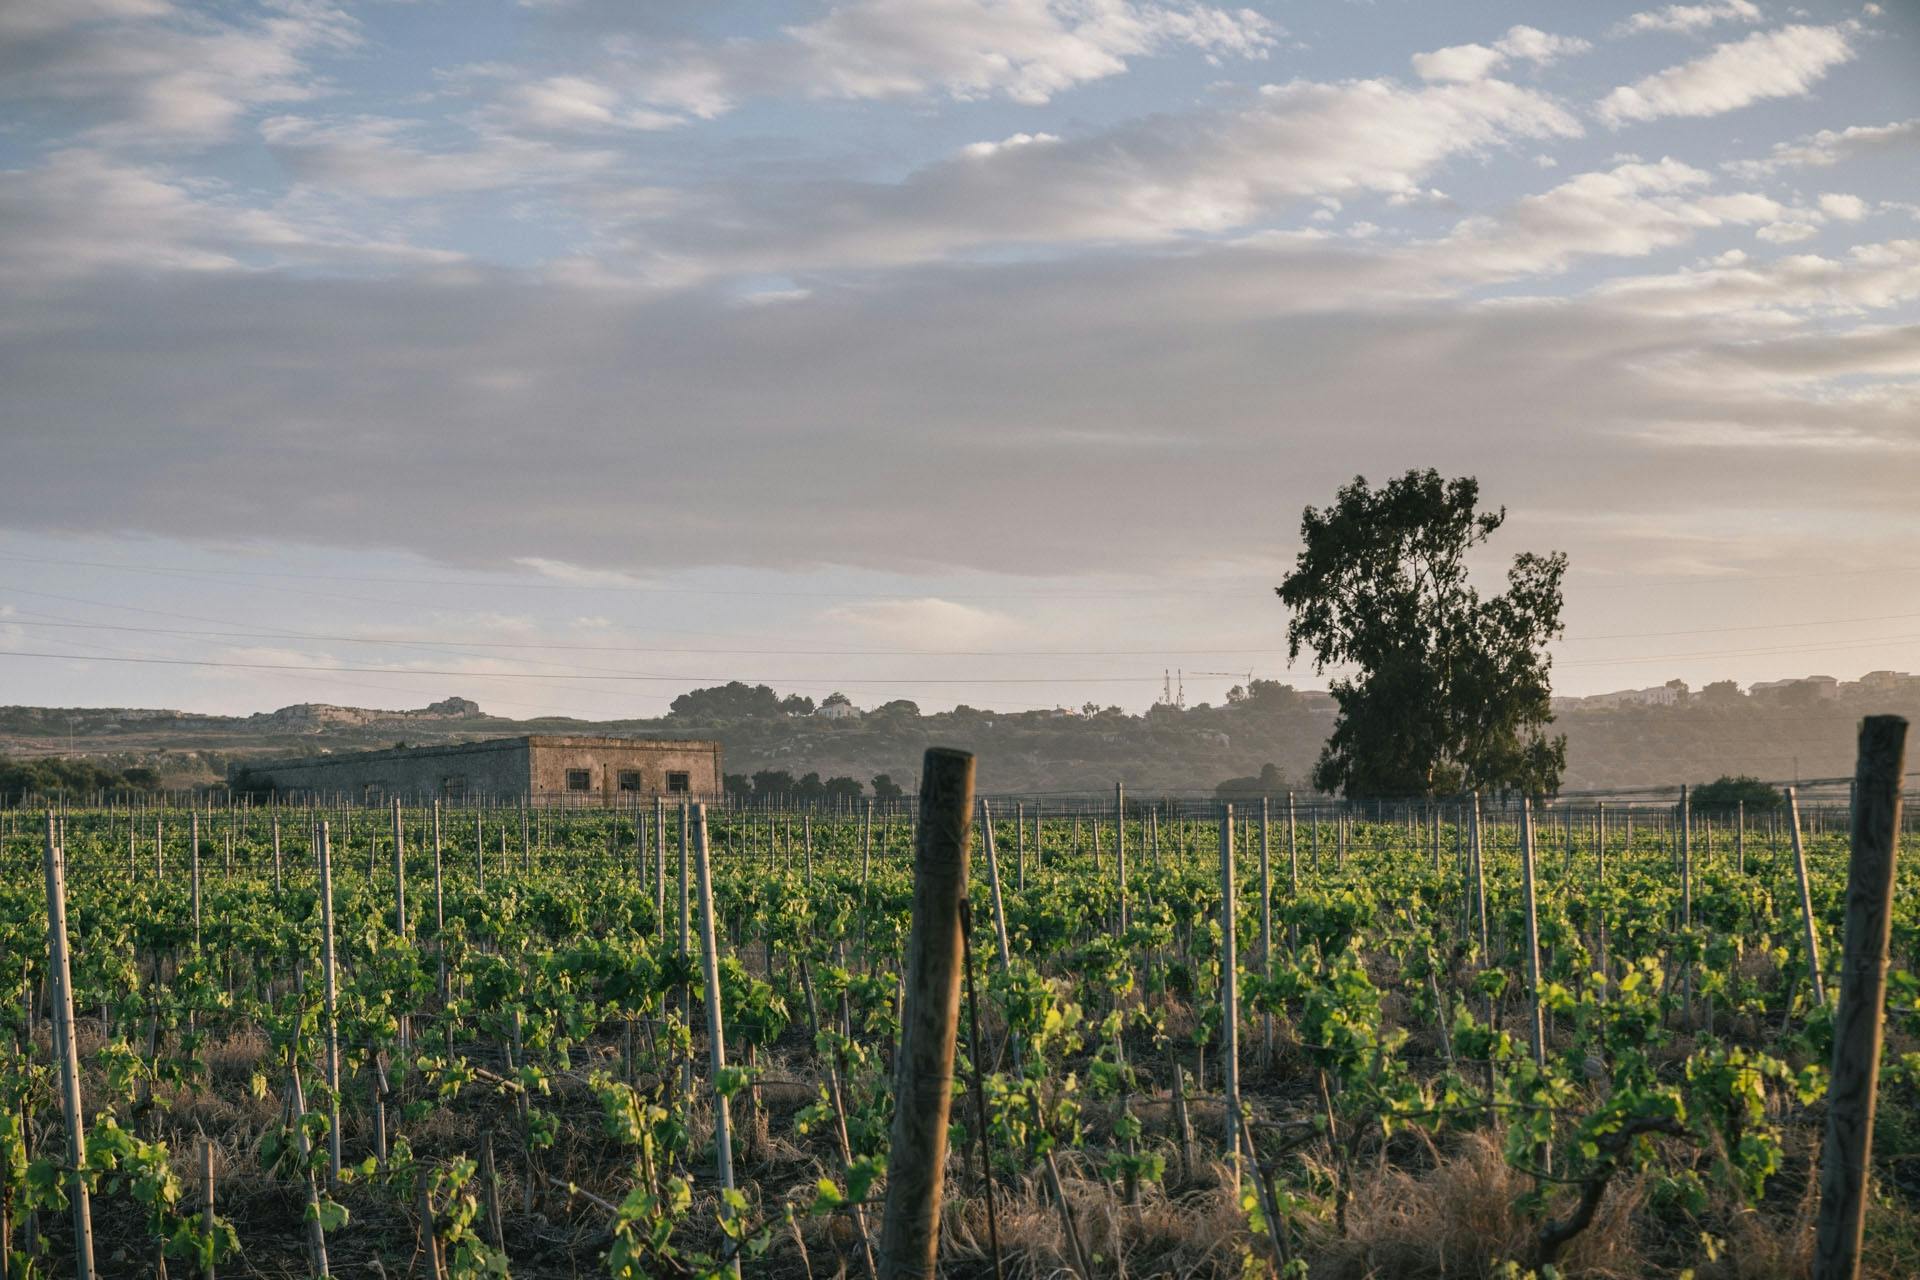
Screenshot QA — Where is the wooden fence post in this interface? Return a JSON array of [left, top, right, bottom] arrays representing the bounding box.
[[42, 815, 96, 1280], [690, 803, 740, 1278], [1786, 787, 1827, 1009], [318, 820, 343, 1185], [1813, 715, 1907, 1280], [1219, 804, 1242, 1194], [878, 748, 976, 1280], [1259, 797, 1273, 1064]]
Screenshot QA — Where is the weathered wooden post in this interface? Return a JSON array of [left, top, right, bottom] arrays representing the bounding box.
[[1016, 801, 1027, 890], [318, 821, 343, 1185], [432, 800, 448, 1008], [655, 797, 668, 937], [690, 803, 740, 1278], [979, 800, 1013, 970], [1518, 798, 1546, 1068], [42, 815, 96, 1280], [1813, 716, 1907, 1280], [1114, 782, 1128, 931], [1219, 804, 1243, 1194], [1259, 797, 1273, 1063], [862, 799, 875, 891], [191, 809, 203, 952], [877, 748, 976, 1280], [1786, 787, 1827, 1009], [200, 1137, 216, 1280]]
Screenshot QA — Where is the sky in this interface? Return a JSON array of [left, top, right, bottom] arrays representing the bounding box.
[[2, 0, 1918, 720]]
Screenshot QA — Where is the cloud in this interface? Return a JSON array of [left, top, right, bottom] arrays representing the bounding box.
[[5, 232, 1917, 581], [1728, 117, 1920, 175], [820, 599, 1020, 648], [496, 74, 686, 133], [1818, 192, 1868, 221], [1412, 26, 1591, 83], [1597, 24, 1855, 126], [0, 148, 460, 284], [1592, 238, 1920, 318], [589, 76, 1582, 280], [1432, 158, 1783, 278], [1612, 2, 1762, 37], [0, 0, 358, 143], [260, 114, 617, 198], [511, 558, 658, 589], [0, 0, 170, 40], [624, 0, 1277, 119]]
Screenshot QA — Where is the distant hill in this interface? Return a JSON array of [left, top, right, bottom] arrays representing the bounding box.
[[2, 675, 1913, 796]]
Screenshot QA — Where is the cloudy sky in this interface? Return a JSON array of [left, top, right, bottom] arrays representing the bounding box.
[[2, 0, 1917, 719]]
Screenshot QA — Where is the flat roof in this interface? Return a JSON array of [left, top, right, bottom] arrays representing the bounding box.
[[263, 734, 720, 770]]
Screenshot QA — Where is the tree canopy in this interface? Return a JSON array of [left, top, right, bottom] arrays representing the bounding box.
[[668, 682, 814, 720], [3, 754, 160, 798], [1276, 469, 1567, 798], [1215, 762, 1290, 798], [1691, 775, 1783, 815]]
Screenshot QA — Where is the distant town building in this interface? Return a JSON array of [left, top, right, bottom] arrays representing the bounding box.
[[259, 734, 723, 803], [815, 693, 861, 720], [1750, 675, 1841, 701], [1569, 684, 1683, 709]]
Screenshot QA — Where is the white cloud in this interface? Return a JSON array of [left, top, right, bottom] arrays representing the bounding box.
[[1495, 26, 1593, 65], [0, 0, 169, 40], [959, 131, 1061, 158], [1818, 193, 1868, 221], [629, 0, 1278, 118], [820, 599, 1019, 649], [1756, 221, 1819, 243], [0, 1, 359, 142], [498, 74, 686, 133], [1593, 238, 1920, 318], [1433, 158, 1782, 278], [1613, 2, 1763, 36], [1729, 117, 1920, 175], [592, 76, 1582, 280], [6, 245, 1915, 580], [260, 114, 616, 199], [1412, 43, 1506, 84], [1597, 24, 1855, 126], [0, 149, 459, 284], [1412, 26, 1591, 83], [511, 558, 657, 589]]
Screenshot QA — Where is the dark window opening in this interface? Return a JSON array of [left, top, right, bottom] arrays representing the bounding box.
[[566, 769, 592, 792], [618, 770, 642, 792], [666, 771, 691, 794]]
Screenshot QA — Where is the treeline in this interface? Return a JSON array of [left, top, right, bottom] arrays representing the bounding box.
[[722, 768, 907, 803], [0, 753, 160, 800]]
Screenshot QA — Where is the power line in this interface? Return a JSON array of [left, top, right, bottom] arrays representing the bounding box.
[[0, 650, 1199, 686], [0, 553, 1244, 600], [0, 614, 1295, 659], [8, 595, 1920, 658]]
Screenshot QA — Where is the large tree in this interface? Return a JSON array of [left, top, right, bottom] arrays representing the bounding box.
[[1276, 469, 1567, 797]]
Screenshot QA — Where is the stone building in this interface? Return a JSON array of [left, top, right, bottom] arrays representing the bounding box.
[[260, 735, 723, 803]]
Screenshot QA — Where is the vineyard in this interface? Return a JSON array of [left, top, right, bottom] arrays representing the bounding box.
[[2, 756, 1916, 1279]]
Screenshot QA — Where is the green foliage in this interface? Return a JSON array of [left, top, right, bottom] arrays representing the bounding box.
[[1216, 762, 1290, 798], [1276, 469, 1567, 797], [1690, 775, 1783, 815], [0, 753, 160, 799]]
